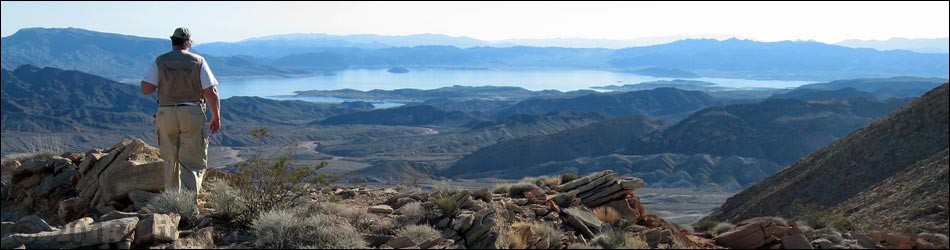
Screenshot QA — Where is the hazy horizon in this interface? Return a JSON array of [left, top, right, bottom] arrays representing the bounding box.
[[2, 1, 948, 46]]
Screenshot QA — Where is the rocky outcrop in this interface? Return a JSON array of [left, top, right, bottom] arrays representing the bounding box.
[[713, 217, 800, 249], [7, 156, 79, 225], [74, 139, 164, 214]]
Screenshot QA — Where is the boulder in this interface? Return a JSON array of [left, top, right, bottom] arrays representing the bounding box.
[[601, 198, 641, 222], [12, 215, 54, 234], [363, 234, 396, 248], [58, 197, 92, 223], [813, 238, 835, 249], [10, 217, 139, 249], [134, 213, 181, 246], [128, 190, 158, 210], [714, 217, 795, 249], [562, 207, 606, 239], [781, 233, 813, 249], [60, 152, 83, 164], [451, 212, 475, 233], [370, 205, 395, 214], [464, 205, 503, 249], [385, 236, 417, 249], [171, 227, 214, 249], [851, 232, 878, 249]]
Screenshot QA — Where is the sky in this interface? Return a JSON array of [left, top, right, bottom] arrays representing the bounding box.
[[1, 1, 948, 44]]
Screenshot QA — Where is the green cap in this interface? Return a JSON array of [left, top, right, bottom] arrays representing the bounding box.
[[170, 27, 191, 40]]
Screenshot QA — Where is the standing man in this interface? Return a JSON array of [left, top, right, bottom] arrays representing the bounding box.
[[141, 27, 221, 196]]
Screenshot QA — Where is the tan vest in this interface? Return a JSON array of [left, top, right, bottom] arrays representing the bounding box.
[[156, 50, 205, 106]]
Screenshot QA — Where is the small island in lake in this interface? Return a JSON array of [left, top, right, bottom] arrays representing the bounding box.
[[387, 67, 409, 73]]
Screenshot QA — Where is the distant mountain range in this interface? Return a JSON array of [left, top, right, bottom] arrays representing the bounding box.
[[0, 28, 306, 82], [446, 94, 911, 189], [707, 82, 948, 234], [836, 37, 949, 54], [5, 28, 945, 83]]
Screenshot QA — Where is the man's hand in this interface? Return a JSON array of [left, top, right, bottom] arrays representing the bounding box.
[[202, 86, 221, 135], [209, 116, 220, 134]]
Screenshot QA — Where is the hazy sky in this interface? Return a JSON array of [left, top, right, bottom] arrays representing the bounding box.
[[2, 1, 947, 44]]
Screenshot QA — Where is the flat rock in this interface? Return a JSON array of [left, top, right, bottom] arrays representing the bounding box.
[[385, 236, 417, 249], [369, 205, 395, 214], [11, 217, 139, 249], [562, 207, 605, 238]]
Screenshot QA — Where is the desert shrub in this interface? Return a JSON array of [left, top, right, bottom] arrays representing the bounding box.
[[678, 224, 695, 234], [431, 181, 459, 197], [508, 182, 539, 199], [712, 222, 735, 235], [434, 197, 459, 218], [593, 206, 620, 226], [472, 187, 492, 202], [505, 222, 562, 249], [551, 192, 577, 207], [229, 127, 339, 226], [1, 151, 56, 166], [770, 216, 788, 226], [205, 180, 246, 221], [305, 202, 380, 232], [791, 201, 854, 230], [146, 190, 198, 226], [567, 243, 596, 249], [693, 219, 720, 232], [533, 176, 562, 189], [252, 208, 366, 249], [560, 172, 579, 184], [624, 235, 650, 249], [396, 224, 441, 244], [398, 202, 426, 222], [589, 231, 625, 249], [493, 183, 510, 194]]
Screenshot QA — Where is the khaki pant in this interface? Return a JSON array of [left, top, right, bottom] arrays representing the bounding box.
[[156, 105, 208, 195]]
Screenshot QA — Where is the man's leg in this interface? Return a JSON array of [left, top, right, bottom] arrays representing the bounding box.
[[177, 105, 208, 195], [156, 107, 182, 192]]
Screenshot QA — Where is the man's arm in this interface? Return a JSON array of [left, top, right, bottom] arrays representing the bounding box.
[[141, 81, 157, 95], [202, 86, 221, 134]]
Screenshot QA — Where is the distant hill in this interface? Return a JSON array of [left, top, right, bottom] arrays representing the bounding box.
[[506, 154, 782, 191], [645, 97, 909, 165], [0, 28, 306, 82], [609, 38, 950, 81], [768, 87, 875, 101], [447, 95, 910, 187], [836, 37, 950, 54], [317, 105, 477, 127], [444, 115, 662, 177], [707, 83, 948, 233], [795, 76, 948, 99], [494, 88, 718, 122]]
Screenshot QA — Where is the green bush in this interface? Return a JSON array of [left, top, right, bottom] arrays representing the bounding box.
[[398, 202, 426, 222], [560, 173, 579, 184], [205, 180, 246, 221], [492, 184, 510, 194], [434, 197, 460, 218], [692, 219, 720, 232], [396, 224, 441, 244], [228, 127, 339, 226], [471, 187, 492, 202], [251, 208, 366, 249], [712, 222, 735, 235], [146, 190, 198, 226], [791, 200, 855, 230]]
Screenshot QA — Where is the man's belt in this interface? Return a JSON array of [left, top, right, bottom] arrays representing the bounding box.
[[159, 103, 198, 107]]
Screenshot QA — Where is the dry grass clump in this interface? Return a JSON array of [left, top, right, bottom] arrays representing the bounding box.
[[593, 206, 620, 226]]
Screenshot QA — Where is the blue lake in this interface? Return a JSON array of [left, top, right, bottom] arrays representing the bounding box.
[[218, 68, 814, 105]]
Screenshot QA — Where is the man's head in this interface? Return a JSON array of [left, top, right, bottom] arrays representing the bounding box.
[[170, 27, 192, 49]]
